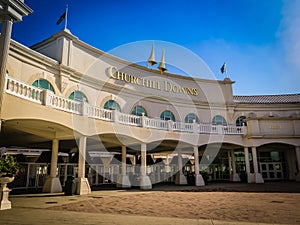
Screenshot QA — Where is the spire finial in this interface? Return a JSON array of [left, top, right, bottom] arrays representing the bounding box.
[[158, 50, 167, 74], [147, 42, 157, 67]]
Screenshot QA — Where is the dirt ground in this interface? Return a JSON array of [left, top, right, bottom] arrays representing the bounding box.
[[49, 189, 300, 224]]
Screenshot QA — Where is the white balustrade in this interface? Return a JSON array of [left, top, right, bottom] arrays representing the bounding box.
[[5, 76, 245, 135], [88, 105, 112, 121], [5, 76, 44, 104], [221, 125, 244, 135], [198, 123, 215, 134], [173, 121, 194, 132], [143, 117, 168, 130], [117, 112, 141, 126], [46, 91, 82, 114]]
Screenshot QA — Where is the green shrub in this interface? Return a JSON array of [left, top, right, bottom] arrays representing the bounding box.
[[0, 155, 23, 177]]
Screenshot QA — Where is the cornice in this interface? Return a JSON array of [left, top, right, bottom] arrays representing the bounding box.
[[29, 29, 234, 86]]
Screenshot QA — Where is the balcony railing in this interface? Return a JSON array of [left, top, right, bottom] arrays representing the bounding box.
[[5, 76, 246, 135]]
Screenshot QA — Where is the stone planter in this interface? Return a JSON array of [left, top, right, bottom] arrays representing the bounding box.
[[0, 176, 15, 210]]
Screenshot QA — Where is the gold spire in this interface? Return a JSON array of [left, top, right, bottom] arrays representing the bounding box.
[[147, 42, 157, 67], [158, 50, 167, 74]]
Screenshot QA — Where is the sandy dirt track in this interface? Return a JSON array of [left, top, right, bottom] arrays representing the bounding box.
[[49, 191, 300, 224]]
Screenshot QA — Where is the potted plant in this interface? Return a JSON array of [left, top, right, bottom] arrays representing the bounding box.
[[0, 155, 23, 210], [0, 155, 23, 177]]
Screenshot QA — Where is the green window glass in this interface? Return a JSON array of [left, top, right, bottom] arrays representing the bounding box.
[[32, 79, 54, 92], [236, 116, 247, 126], [160, 110, 175, 121], [212, 115, 227, 126], [68, 91, 88, 102], [104, 100, 121, 111], [184, 113, 199, 123], [131, 105, 147, 116]]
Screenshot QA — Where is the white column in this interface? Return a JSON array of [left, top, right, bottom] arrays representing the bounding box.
[[175, 150, 187, 185], [140, 143, 152, 190], [76, 136, 91, 195], [295, 146, 300, 181], [122, 146, 126, 176], [0, 18, 13, 132], [157, 164, 161, 184], [230, 150, 236, 174], [230, 150, 240, 182], [193, 146, 205, 186], [43, 139, 62, 193], [287, 150, 297, 180], [50, 139, 59, 177], [227, 151, 232, 173], [244, 147, 253, 183], [252, 147, 258, 173], [251, 147, 264, 183], [117, 145, 131, 188]]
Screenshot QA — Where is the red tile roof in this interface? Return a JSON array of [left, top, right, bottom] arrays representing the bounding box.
[[233, 94, 300, 104]]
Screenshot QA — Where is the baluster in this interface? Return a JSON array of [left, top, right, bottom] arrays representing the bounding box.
[[24, 86, 27, 97], [6, 79, 10, 91], [19, 84, 23, 95]]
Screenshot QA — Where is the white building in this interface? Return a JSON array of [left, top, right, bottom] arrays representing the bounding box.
[[0, 27, 300, 194]]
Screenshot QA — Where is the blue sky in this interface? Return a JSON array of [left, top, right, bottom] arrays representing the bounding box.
[[9, 0, 300, 95]]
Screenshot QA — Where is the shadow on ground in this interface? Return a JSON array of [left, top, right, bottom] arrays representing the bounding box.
[[90, 181, 300, 193]]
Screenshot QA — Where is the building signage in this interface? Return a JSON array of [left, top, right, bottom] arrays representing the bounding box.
[[108, 66, 198, 96]]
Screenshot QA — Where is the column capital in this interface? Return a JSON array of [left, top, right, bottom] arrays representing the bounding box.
[[0, 0, 33, 22], [0, 15, 14, 22]]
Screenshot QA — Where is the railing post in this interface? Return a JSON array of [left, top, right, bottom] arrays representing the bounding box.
[[193, 119, 198, 133], [167, 120, 174, 131], [111, 109, 119, 123], [217, 125, 222, 134], [242, 125, 247, 135], [141, 112, 145, 127], [43, 89, 51, 106], [81, 101, 89, 117]]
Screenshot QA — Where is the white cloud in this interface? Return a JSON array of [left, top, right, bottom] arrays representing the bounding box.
[[188, 0, 300, 96]]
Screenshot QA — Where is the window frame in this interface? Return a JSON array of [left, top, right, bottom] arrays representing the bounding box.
[[68, 90, 88, 103], [131, 105, 147, 116], [103, 100, 121, 111], [160, 110, 175, 121], [212, 115, 227, 126], [32, 79, 55, 93], [184, 113, 199, 123], [236, 116, 247, 126]]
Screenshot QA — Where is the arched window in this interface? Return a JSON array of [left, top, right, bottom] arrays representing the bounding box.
[[236, 116, 247, 126], [212, 115, 227, 126], [32, 79, 54, 92], [104, 100, 121, 111], [185, 113, 199, 123], [160, 110, 175, 121], [68, 91, 88, 102], [131, 105, 147, 116]]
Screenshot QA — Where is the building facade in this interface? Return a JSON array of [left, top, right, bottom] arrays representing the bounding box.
[[1, 29, 300, 194]]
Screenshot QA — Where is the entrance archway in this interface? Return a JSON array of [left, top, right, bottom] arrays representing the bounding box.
[[257, 143, 295, 180]]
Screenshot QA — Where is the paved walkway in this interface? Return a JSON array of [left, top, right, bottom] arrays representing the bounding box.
[[2, 182, 299, 225]]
